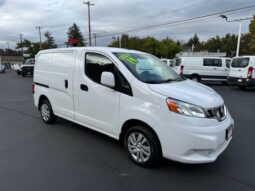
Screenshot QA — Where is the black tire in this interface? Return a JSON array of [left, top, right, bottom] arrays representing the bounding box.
[[22, 72, 26, 77], [124, 125, 161, 167], [3, 69, 5, 73], [17, 71, 21, 75], [190, 75, 200, 82], [238, 85, 246, 90], [40, 99, 57, 124]]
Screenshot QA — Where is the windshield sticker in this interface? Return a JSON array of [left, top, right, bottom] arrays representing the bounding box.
[[119, 54, 138, 65]]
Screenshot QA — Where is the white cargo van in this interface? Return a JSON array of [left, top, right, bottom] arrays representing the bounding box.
[[33, 47, 234, 167], [228, 56, 255, 89], [174, 57, 231, 83]]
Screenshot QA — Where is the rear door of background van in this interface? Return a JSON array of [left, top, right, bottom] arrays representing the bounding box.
[[224, 58, 231, 77], [229, 57, 250, 78], [173, 58, 181, 73], [49, 51, 76, 120]]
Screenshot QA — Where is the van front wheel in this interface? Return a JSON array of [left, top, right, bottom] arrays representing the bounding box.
[[190, 75, 200, 82], [124, 125, 161, 167], [40, 100, 57, 124]]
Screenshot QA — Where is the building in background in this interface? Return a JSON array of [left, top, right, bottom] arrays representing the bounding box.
[[0, 56, 24, 69]]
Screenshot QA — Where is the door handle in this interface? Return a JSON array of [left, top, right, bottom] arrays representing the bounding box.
[[65, 80, 68, 89], [213, 68, 217, 70], [80, 84, 88, 91]]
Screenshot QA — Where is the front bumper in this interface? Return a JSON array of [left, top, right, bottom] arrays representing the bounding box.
[[228, 77, 255, 87], [159, 112, 234, 164], [21, 67, 34, 75]]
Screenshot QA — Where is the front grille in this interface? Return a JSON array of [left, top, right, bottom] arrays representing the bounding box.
[[206, 105, 226, 121]]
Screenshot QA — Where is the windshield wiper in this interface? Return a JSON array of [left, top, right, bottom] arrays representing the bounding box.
[[143, 80, 161, 84], [160, 79, 175, 83]]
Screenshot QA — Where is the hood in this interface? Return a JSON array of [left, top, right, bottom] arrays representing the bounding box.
[[149, 79, 223, 108]]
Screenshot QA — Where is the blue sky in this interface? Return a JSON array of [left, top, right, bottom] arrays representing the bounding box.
[[0, 0, 254, 49]]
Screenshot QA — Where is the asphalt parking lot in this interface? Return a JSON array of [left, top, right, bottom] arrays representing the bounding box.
[[0, 70, 254, 191]]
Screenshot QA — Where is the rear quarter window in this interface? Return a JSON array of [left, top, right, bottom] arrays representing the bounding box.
[[231, 58, 250, 68]]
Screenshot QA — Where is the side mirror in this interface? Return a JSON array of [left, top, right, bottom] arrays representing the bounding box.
[[101, 72, 115, 88]]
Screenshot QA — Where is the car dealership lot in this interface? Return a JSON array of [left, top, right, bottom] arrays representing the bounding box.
[[0, 70, 254, 191]]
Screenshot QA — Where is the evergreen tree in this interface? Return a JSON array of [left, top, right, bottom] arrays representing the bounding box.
[[67, 23, 85, 47], [43, 31, 57, 49], [186, 33, 201, 50], [249, 15, 255, 54]]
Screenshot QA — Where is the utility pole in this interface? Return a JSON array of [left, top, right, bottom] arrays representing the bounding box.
[[93, 33, 97, 46], [20, 34, 24, 55], [220, 15, 252, 57], [6, 42, 10, 49], [118, 36, 122, 48], [36, 26, 42, 49], [83, 1, 94, 47]]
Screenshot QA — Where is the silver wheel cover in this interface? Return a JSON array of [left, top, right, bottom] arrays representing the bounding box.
[[127, 132, 151, 163], [41, 103, 50, 121]]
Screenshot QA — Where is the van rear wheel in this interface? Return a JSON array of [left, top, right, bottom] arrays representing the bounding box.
[[190, 75, 200, 82], [124, 125, 161, 167], [40, 100, 57, 124]]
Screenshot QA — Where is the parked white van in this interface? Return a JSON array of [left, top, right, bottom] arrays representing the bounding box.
[[33, 47, 234, 167], [174, 57, 231, 83], [228, 56, 255, 89]]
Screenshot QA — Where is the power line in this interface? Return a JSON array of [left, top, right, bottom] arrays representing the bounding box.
[[94, 4, 255, 39]]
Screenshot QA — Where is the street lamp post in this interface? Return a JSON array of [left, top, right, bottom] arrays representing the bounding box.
[[220, 15, 253, 57]]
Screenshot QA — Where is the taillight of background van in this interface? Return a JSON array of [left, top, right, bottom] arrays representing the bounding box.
[[180, 65, 184, 75], [247, 67, 253, 79]]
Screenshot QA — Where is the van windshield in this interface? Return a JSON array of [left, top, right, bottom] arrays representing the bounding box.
[[113, 52, 183, 84], [231, 58, 249, 68], [24, 59, 35, 65]]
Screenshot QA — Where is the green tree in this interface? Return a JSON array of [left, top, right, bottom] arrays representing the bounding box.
[[186, 33, 201, 50], [157, 37, 181, 58], [43, 31, 57, 49], [67, 23, 85, 47], [204, 35, 222, 52], [220, 34, 237, 57], [249, 15, 255, 54], [109, 35, 181, 58], [142, 36, 159, 56], [16, 39, 40, 58]]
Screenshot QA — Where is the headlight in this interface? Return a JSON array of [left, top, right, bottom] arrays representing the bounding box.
[[166, 98, 206, 118]]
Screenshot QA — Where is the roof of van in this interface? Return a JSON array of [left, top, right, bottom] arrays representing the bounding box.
[[176, 56, 231, 59], [37, 47, 144, 54], [232, 55, 255, 58]]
